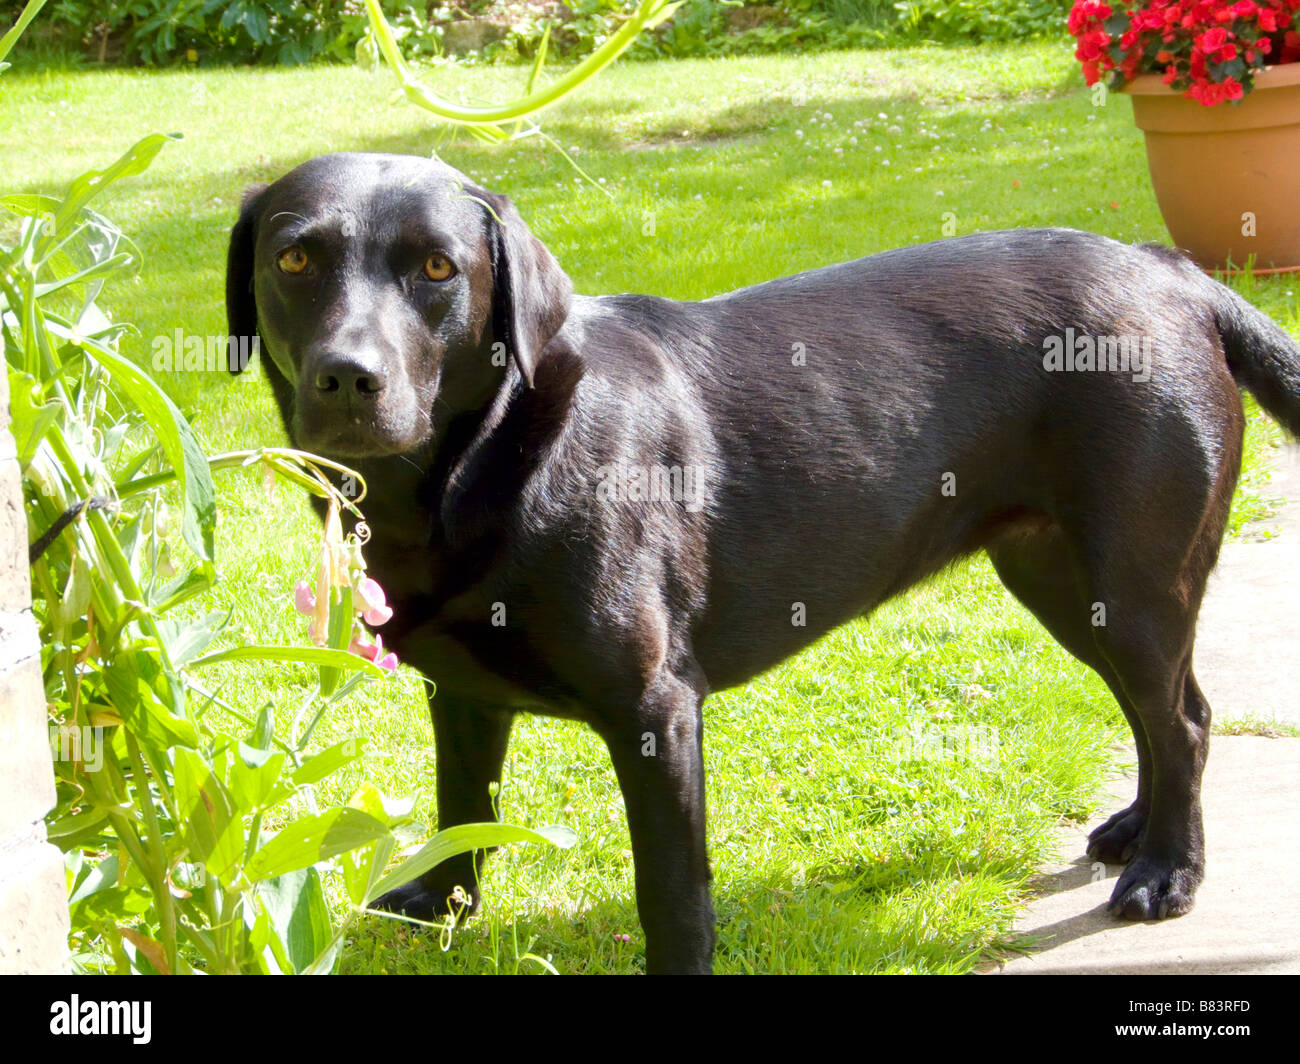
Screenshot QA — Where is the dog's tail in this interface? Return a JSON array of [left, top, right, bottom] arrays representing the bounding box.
[[1211, 279, 1300, 437]]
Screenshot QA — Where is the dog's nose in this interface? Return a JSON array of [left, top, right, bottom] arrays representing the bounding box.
[[313, 351, 387, 398]]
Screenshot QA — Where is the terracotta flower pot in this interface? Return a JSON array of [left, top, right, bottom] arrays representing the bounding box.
[[1125, 63, 1300, 273]]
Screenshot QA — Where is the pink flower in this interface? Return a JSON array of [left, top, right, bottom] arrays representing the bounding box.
[[293, 580, 327, 643], [350, 633, 399, 672], [355, 577, 393, 626]]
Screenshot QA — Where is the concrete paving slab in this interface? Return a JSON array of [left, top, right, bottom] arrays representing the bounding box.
[[987, 443, 1300, 975], [1195, 442, 1300, 728], [988, 736, 1300, 974]]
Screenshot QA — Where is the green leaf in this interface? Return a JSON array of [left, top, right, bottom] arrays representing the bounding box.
[[190, 643, 385, 678], [247, 703, 275, 752], [5, 369, 59, 468], [290, 737, 365, 789], [103, 651, 199, 750], [156, 611, 227, 667], [52, 133, 178, 236], [245, 807, 392, 883], [258, 737, 365, 812], [340, 783, 396, 907], [343, 833, 394, 911], [149, 566, 215, 612], [79, 336, 216, 561], [256, 867, 340, 974], [53, 554, 92, 627], [174, 748, 242, 882], [645, 0, 684, 30], [365, 822, 576, 905], [0, 192, 59, 216], [319, 583, 354, 696], [46, 805, 110, 844], [525, 22, 551, 96], [67, 853, 120, 905], [32, 242, 139, 303], [244, 901, 277, 974], [69, 884, 153, 924], [228, 748, 285, 811], [0, 0, 50, 65]]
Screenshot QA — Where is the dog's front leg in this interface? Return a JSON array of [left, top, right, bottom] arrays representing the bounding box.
[[599, 673, 714, 974], [371, 693, 514, 922]]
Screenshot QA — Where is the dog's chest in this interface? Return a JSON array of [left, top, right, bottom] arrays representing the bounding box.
[[360, 522, 567, 708]]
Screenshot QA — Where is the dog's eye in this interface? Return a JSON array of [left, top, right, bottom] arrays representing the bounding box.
[[277, 247, 309, 275], [423, 254, 456, 282]]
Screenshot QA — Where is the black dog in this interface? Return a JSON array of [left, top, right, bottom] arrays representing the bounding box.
[[227, 152, 1300, 973]]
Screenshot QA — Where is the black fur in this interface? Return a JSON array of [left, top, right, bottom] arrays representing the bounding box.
[[227, 152, 1300, 973]]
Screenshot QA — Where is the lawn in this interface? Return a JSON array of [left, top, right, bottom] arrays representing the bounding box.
[[4, 39, 1295, 974]]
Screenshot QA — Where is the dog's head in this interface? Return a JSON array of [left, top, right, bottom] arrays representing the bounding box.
[[226, 152, 572, 458]]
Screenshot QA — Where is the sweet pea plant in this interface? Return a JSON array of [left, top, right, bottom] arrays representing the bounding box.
[[293, 501, 400, 674], [1, 0, 573, 974], [1069, 0, 1300, 104]]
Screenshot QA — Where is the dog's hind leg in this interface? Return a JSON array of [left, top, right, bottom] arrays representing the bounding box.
[[1081, 552, 1215, 919], [994, 519, 1218, 917], [1079, 423, 1239, 920], [987, 528, 1152, 863]]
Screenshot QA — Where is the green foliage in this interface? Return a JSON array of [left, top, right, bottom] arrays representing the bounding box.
[[0, 0, 1077, 69], [3, 128, 365, 973], [0, 14, 574, 968], [3, 0, 441, 66], [892, 0, 1072, 44], [471, 0, 1072, 65]]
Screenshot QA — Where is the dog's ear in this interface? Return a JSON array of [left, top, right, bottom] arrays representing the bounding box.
[[225, 184, 266, 374], [483, 193, 572, 389]]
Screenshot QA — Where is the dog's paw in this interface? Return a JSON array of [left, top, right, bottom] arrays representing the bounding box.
[[1086, 803, 1146, 864], [369, 879, 480, 924], [1106, 854, 1203, 920]]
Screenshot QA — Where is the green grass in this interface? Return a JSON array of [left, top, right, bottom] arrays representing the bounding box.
[[5, 40, 1297, 974], [1213, 714, 1300, 738]]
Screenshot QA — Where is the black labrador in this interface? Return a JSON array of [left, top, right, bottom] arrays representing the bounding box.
[[226, 152, 1300, 974]]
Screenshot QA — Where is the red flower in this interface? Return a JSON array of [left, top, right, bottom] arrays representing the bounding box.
[[1077, 29, 1111, 61], [1068, 0, 1300, 107], [1198, 27, 1230, 52]]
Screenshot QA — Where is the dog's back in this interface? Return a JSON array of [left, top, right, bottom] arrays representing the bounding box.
[[558, 230, 1298, 689]]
